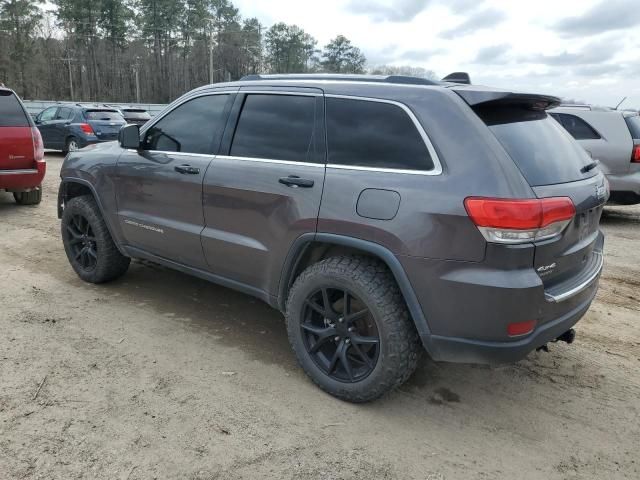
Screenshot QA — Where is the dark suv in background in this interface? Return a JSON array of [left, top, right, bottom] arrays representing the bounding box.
[[35, 104, 126, 153], [57, 74, 607, 402], [104, 104, 152, 126]]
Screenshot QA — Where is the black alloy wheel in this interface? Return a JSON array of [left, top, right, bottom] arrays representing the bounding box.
[[64, 213, 98, 272], [301, 287, 380, 383]]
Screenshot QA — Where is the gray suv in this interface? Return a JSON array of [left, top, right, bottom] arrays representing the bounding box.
[[549, 105, 640, 204], [58, 74, 607, 402]]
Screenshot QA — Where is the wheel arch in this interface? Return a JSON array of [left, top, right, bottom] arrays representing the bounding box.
[[278, 233, 432, 343], [58, 178, 128, 256]]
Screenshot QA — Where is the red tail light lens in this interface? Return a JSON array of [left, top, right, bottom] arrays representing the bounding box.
[[632, 145, 640, 163], [464, 197, 575, 244], [507, 320, 537, 337], [31, 126, 44, 162], [80, 123, 94, 134]]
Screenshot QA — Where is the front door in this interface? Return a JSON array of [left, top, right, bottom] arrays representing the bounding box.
[[36, 107, 59, 148], [202, 89, 326, 295], [115, 92, 235, 270]]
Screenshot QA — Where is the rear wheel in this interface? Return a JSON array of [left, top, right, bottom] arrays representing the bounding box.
[[61, 195, 130, 283], [63, 136, 79, 155], [13, 188, 42, 205], [286, 255, 421, 402]]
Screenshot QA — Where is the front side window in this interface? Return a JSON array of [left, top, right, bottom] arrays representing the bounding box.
[[326, 97, 434, 171], [143, 94, 230, 154], [230, 94, 316, 162], [550, 113, 600, 140], [39, 107, 57, 122]]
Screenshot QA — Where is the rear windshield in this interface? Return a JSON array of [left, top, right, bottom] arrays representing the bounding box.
[[122, 110, 150, 120], [0, 90, 30, 127], [625, 115, 640, 140], [83, 110, 124, 121], [476, 107, 595, 186]]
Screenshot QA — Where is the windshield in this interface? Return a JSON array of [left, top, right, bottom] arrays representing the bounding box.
[[476, 106, 595, 186], [84, 110, 124, 121]]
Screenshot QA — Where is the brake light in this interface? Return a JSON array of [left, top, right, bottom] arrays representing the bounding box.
[[632, 145, 640, 163], [31, 126, 44, 162], [80, 123, 94, 134], [464, 197, 575, 244]]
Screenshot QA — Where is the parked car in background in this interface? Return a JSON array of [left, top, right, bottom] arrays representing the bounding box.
[[549, 105, 640, 205], [58, 74, 607, 402], [104, 104, 152, 126], [0, 86, 45, 205], [35, 104, 126, 154]]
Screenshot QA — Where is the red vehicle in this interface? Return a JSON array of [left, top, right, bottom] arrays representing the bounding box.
[[0, 86, 45, 205]]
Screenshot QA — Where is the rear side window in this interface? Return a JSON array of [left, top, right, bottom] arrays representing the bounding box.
[[625, 115, 640, 139], [477, 107, 594, 186], [56, 107, 73, 120], [0, 91, 29, 127], [143, 94, 230, 154], [84, 110, 123, 121], [550, 113, 600, 140], [326, 97, 433, 171], [230, 94, 316, 162]]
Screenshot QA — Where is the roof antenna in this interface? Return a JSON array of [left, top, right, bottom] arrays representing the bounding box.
[[614, 96, 627, 110]]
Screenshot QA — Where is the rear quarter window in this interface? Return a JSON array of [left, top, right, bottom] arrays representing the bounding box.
[[550, 112, 600, 140], [0, 90, 30, 127], [477, 107, 595, 186], [625, 115, 640, 139]]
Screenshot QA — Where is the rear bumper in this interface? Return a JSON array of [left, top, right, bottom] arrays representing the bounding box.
[[0, 160, 46, 190], [606, 170, 640, 196], [423, 287, 596, 364]]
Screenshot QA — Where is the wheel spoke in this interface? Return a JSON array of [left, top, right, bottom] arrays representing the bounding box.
[[68, 237, 83, 246], [350, 341, 373, 369], [74, 246, 87, 260], [305, 299, 326, 317], [327, 340, 343, 375], [351, 334, 379, 346], [340, 344, 354, 381], [87, 247, 98, 260], [346, 308, 369, 322], [66, 224, 82, 239]]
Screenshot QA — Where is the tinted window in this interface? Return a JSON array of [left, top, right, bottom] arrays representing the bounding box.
[[230, 94, 316, 162], [478, 107, 594, 186], [39, 107, 57, 122], [326, 97, 433, 171], [143, 95, 229, 154], [550, 113, 600, 140], [0, 91, 29, 127], [625, 115, 640, 140], [56, 107, 72, 120], [84, 110, 124, 121]]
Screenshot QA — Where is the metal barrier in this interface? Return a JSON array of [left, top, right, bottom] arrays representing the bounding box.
[[22, 100, 167, 118]]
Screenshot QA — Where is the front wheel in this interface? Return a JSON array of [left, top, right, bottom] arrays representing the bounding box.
[[61, 195, 130, 283], [286, 256, 422, 402]]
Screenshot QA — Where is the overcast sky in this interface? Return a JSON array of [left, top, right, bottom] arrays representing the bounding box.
[[234, 0, 640, 109]]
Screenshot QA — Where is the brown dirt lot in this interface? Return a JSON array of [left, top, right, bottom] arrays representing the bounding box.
[[1, 153, 639, 479]]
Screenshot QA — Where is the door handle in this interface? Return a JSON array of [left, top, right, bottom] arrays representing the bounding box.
[[279, 175, 314, 188], [174, 164, 200, 175]]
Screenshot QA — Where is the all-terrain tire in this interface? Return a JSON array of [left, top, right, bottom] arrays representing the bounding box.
[[286, 255, 422, 403], [13, 188, 42, 205], [61, 195, 130, 283]]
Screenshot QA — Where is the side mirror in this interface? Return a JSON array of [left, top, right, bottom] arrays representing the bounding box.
[[119, 124, 140, 149]]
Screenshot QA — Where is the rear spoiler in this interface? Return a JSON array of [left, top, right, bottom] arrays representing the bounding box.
[[451, 86, 561, 111], [441, 72, 471, 84]]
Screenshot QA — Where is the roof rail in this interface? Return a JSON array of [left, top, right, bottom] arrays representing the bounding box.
[[239, 73, 439, 86]]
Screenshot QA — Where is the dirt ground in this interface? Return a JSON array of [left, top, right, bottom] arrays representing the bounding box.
[[1, 153, 639, 480]]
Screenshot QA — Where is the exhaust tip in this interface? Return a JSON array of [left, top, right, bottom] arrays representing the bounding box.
[[556, 328, 576, 345]]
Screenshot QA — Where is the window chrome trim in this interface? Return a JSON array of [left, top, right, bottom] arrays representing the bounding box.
[[125, 149, 214, 159], [215, 155, 324, 168], [324, 94, 443, 176], [239, 90, 322, 97]]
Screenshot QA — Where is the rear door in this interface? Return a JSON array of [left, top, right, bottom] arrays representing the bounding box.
[[0, 89, 34, 171], [478, 105, 606, 294], [201, 88, 325, 295], [116, 92, 235, 269]]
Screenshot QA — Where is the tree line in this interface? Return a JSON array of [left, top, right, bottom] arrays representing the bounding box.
[[0, 0, 433, 104]]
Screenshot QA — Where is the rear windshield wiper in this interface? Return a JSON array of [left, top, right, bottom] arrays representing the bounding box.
[[581, 160, 599, 173]]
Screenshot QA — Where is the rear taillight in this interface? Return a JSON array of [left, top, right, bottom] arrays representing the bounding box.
[[31, 126, 44, 162], [80, 123, 94, 134], [632, 145, 640, 163], [464, 197, 575, 244]]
